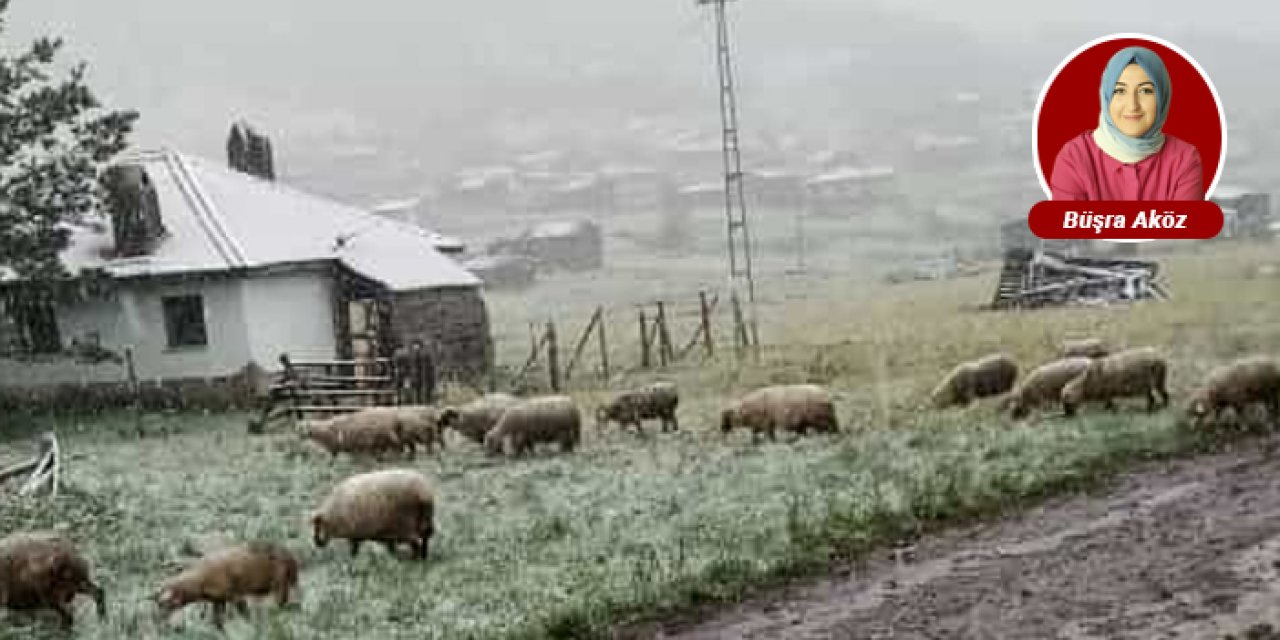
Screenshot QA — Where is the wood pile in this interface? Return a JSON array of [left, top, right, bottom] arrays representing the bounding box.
[[989, 248, 1169, 309], [0, 432, 61, 499]]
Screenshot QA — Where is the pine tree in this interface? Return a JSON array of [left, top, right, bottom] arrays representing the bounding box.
[[0, 0, 138, 281]]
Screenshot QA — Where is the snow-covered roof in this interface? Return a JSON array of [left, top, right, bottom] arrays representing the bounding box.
[[805, 165, 895, 185], [528, 220, 597, 238], [48, 148, 479, 291]]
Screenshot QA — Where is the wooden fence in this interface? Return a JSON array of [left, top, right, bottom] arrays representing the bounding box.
[[509, 289, 743, 392]]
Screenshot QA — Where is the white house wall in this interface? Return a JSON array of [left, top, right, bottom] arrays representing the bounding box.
[[240, 272, 336, 367], [0, 277, 258, 387]]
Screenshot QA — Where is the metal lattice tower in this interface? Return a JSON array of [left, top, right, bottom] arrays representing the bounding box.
[[697, 0, 760, 355]]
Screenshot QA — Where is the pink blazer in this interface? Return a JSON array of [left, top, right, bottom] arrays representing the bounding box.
[[1049, 132, 1204, 200]]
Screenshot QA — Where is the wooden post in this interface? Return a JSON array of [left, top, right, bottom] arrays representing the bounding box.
[[639, 309, 651, 368], [563, 307, 602, 381], [597, 307, 610, 380], [699, 290, 714, 357], [656, 301, 672, 367], [546, 320, 561, 392], [731, 291, 748, 353]]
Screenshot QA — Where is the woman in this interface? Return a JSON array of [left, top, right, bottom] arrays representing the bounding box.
[[1050, 46, 1204, 201]]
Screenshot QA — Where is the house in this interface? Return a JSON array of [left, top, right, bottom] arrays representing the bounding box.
[[0, 147, 492, 398], [486, 219, 603, 272]]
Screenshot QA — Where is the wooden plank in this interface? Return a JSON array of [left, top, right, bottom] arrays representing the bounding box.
[[288, 358, 392, 367], [292, 389, 397, 397], [289, 405, 370, 413]]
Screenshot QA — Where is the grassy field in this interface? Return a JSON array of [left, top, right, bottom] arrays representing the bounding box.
[[1, 240, 1278, 639]]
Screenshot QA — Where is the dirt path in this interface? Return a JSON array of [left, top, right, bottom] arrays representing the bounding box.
[[623, 436, 1280, 640]]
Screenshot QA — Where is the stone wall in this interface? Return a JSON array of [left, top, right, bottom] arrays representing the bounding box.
[[389, 286, 492, 382]]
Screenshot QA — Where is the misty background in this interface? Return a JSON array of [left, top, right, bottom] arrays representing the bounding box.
[[5, 0, 1279, 259]]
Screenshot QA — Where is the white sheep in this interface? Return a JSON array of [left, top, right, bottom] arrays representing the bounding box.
[[311, 469, 436, 560]]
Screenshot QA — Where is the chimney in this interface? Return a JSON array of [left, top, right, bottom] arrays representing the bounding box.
[[226, 120, 276, 181], [101, 164, 166, 258]]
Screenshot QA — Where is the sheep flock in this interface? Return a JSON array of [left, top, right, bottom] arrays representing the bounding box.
[[2, 338, 1278, 631]]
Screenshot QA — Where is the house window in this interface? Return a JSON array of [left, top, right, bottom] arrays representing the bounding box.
[[2, 292, 62, 355], [162, 295, 207, 348], [16, 298, 62, 354]]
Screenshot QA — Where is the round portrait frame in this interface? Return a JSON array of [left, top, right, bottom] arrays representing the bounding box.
[[1032, 33, 1228, 202]]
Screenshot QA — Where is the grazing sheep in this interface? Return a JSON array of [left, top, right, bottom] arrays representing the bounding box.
[[0, 532, 105, 627], [930, 353, 1019, 408], [720, 384, 839, 443], [1061, 337, 1110, 359], [483, 395, 582, 456], [1005, 357, 1093, 419], [311, 469, 435, 561], [301, 408, 411, 460], [1185, 357, 1280, 429], [440, 393, 520, 444], [1060, 346, 1169, 417], [393, 405, 447, 453], [595, 381, 680, 435], [155, 541, 298, 630]]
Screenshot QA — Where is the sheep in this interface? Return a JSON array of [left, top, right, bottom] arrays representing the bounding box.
[[1185, 357, 1280, 429], [439, 393, 520, 444], [393, 405, 447, 453], [301, 408, 411, 460], [483, 395, 582, 457], [595, 381, 680, 435], [1061, 337, 1110, 359], [720, 384, 839, 443], [155, 541, 298, 630], [1004, 357, 1093, 419], [930, 353, 1019, 408], [0, 532, 105, 628], [1060, 346, 1170, 417], [311, 468, 435, 561]]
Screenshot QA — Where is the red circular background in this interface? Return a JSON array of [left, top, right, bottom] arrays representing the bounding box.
[[1036, 37, 1223, 199]]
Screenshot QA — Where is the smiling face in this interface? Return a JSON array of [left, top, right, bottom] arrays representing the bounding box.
[[1109, 63, 1159, 137]]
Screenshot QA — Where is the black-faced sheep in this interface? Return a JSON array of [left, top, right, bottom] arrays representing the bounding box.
[[440, 393, 520, 444], [1060, 346, 1169, 416], [301, 408, 411, 460], [1061, 337, 1110, 359], [930, 353, 1019, 408], [1185, 356, 1280, 429], [720, 384, 839, 443], [311, 468, 435, 561], [155, 541, 298, 630], [483, 395, 582, 457], [595, 381, 680, 435], [1004, 357, 1093, 419], [0, 531, 105, 627]]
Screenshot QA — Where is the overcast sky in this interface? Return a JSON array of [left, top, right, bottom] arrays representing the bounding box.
[[3, 0, 1274, 173]]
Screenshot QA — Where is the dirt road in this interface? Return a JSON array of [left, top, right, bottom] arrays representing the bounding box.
[[626, 437, 1280, 640]]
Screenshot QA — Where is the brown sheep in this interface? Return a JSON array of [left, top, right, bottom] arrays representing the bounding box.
[[595, 381, 680, 435], [301, 408, 411, 460], [1061, 337, 1110, 359], [930, 353, 1019, 408], [0, 531, 105, 627], [1060, 346, 1169, 417], [393, 405, 448, 453], [155, 541, 298, 630], [1005, 357, 1093, 419], [311, 468, 435, 561], [720, 384, 839, 443], [483, 395, 582, 457], [440, 393, 520, 444], [1185, 357, 1280, 429]]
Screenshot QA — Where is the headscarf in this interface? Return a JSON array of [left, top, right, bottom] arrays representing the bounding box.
[[1091, 46, 1172, 163]]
